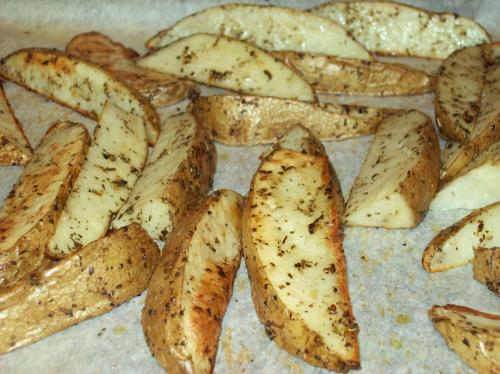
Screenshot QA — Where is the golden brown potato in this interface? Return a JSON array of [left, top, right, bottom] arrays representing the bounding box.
[[142, 190, 243, 374], [0, 224, 159, 353], [0, 122, 89, 287], [66, 32, 198, 107], [190, 95, 396, 145], [473, 247, 500, 296]]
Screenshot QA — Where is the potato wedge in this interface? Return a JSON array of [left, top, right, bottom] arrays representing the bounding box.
[[344, 110, 440, 229], [190, 95, 396, 145], [243, 131, 359, 371], [47, 102, 148, 257], [0, 224, 159, 353], [66, 32, 198, 108], [473, 247, 500, 296], [146, 3, 371, 60], [435, 46, 487, 143], [429, 305, 500, 374], [0, 48, 160, 144], [440, 141, 473, 183], [142, 190, 242, 374], [311, 1, 490, 59], [423, 201, 500, 272], [0, 122, 89, 287], [431, 141, 500, 211], [483, 41, 500, 64], [138, 34, 316, 102], [112, 112, 216, 240], [0, 82, 32, 165], [272, 50, 435, 96]]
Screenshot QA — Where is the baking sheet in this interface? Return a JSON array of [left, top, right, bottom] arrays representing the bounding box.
[[1, 0, 499, 373]]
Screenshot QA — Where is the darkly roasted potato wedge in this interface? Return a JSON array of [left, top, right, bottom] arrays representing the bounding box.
[[190, 95, 396, 145], [272, 50, 435, 96], [429, 305, 500, 374], [66, 32, 198, 108], [0, 48, 160, 144], [311, 1, 490, 59], [0, 224, 159, 353], [0, 122, 89, 287], [243, 128, 359, 371], [113, 112, 216, 240], [0, 82, 32, 165], [142, 189, 243, 374], [473, 247, 500, 296]]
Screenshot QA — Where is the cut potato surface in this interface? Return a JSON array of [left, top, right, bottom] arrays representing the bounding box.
[[0, 224, 159, 353], [429, 305, 500, 374], [0, 48, 160, 144], [473, 247, 500, 296], [243, 142, 358, 371], [66, 32, 198, 107], [146, 3, 371, 60], [0, 82, 32, 165], [190, 95, 395, 145], [423, 201, 500, 272], [0, 122, 89, 287], [142, 190, 242, 374], [47, 102, 148, 257], [273, 51, 434, 96], [138, 34, 316, 102], [112, 112, 216, 240], [311, 1, 490, 59], [345, 110, 440, 229]]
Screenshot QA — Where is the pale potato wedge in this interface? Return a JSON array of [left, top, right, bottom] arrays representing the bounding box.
[[146, 3, 371, 60], [429, 305, 500, 374], [423, 201, 500, 272], [66, 32, 198, 107], [0, 48, 160, 144], [189, 95, 396, 145], [435, 46, 486, 143], [473, 247, 500, 296], [311, 1, 490, 59], [142, 190, 242, 374], [0, 122, 89, 287], [243, 132, 359, 371], [112, 112, 216, 240], [0, 224, 159, 353], [271, 124, 327, 157], [272, 50, 435, 96], [431, 141, 500, 211], [0, 82, 32, 165], [138, 34, 316, 102], [47, 102, 148, 258], [344, 110, 440, 229]]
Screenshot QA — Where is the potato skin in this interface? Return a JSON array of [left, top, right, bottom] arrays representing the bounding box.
[[473, 247, 500, 295], [0, 224, 159, 353]]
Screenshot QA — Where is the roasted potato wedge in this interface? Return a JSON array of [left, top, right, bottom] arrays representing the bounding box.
[[272, 50, 435, 96], [429, 305, 500, 374], [311, 1, 490, 59], [66, 31, 198, 107], [344, 110, 440, 229], [0, 224, 159, 353], [483, 41, 500, 64], [146, 3, 371, 60], [0, 82, 32, 165], [47, 102, 148, 257], [0, 48, 160, 144], [190, 95, 396, 145], [112, 112, 215, 240], [431, 140, 500, 211], [138, 34, 316, 102], [473, 247, 500, 296], [0, 122, 89, 287], [243, 128, 359, 371], [423, 201, 500, 272], [142, 190, 243, 374]]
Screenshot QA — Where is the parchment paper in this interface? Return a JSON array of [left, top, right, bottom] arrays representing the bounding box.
[[1, 1, 499, 373]]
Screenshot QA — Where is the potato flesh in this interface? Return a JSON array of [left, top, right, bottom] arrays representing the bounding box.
[[47, 102, 147, 256], [138, 34, 315, 102], [146, 4, 371, 60], [312, 2, 490, 59]]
